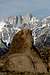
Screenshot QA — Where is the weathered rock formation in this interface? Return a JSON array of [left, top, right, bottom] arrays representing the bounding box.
[[0, 29, 48, 74]]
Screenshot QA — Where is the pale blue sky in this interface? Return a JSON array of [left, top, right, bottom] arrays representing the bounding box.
[[0, 0, 50, 16]]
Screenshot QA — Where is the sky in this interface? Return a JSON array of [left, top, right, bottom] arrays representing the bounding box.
[[0, 0, 50, 16]]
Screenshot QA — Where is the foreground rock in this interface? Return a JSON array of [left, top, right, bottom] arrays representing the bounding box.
[[0, 29, 48, 74]]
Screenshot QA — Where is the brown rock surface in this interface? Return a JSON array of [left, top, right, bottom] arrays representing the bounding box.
[[48, 48, 50, 71], [0, 29, 48, 74], [9, 29, 32, 54], [6, 54, 35, 72]]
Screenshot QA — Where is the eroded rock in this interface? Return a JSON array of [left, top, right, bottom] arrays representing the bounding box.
[[0, 29, 48, 73]]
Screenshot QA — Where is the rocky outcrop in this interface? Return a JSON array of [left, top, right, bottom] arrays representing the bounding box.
[[0, 29, 48, 74], [9, 29, 32, 54]]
